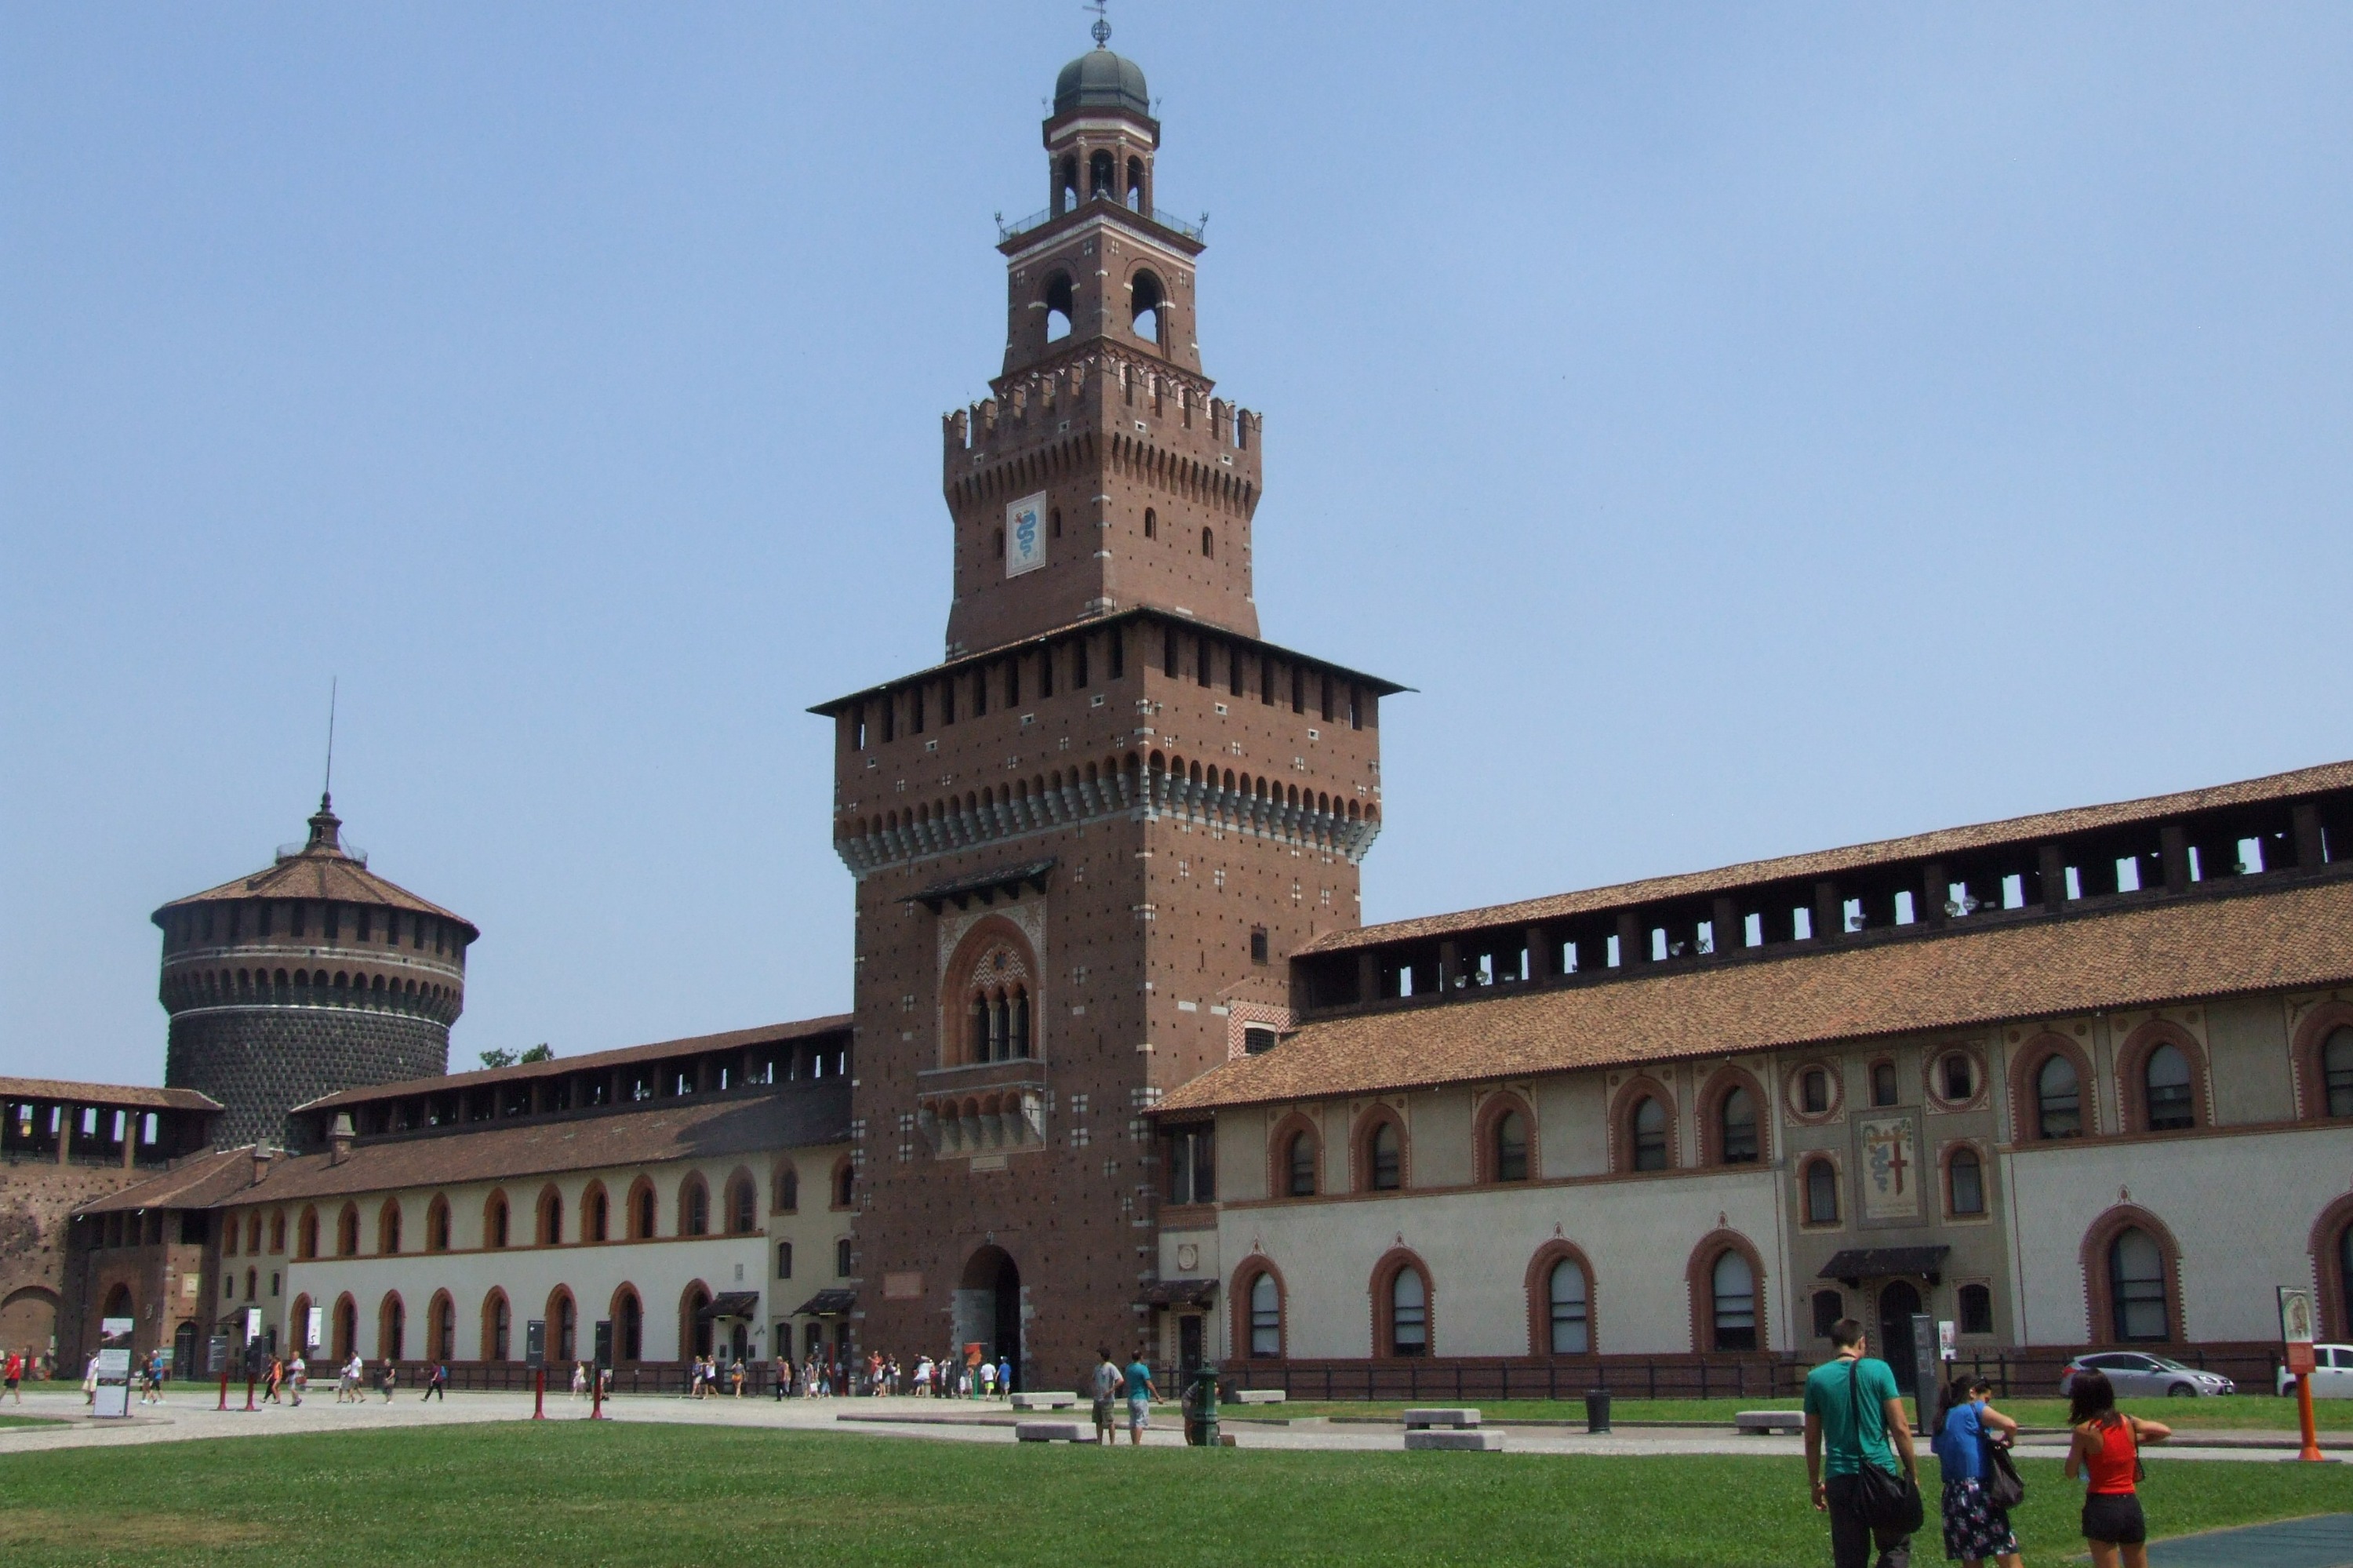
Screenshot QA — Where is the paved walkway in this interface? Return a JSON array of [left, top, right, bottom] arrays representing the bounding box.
[[0, 1388, 2333, 1464], [2149, 1513, 2353, 1567]]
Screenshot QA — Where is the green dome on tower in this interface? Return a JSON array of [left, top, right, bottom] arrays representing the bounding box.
[[1053, 45, 1149, 118]]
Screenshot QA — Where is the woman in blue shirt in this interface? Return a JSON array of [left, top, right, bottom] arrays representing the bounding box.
[[1933, 1376, 2023, 1568]]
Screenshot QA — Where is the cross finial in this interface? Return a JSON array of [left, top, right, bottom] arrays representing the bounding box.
[[1086, 0, 1111, 48]]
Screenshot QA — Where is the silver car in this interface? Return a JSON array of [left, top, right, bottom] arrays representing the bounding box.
[[2061, 1351, 2235, 1399]]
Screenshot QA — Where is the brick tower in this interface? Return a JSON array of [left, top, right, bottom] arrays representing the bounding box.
[[818, 30, 1397, 1388], [153, 795, 475, 1148]]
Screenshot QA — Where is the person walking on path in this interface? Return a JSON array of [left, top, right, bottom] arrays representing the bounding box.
[[1122, 1352, 1158, 1446], [1931, 1375, 2021, 1568], [3, 1350, 21, 1403], [82, 1351, 99, 1404], [264, 1354, 283, 1404], [378, 1359, 398, 1402], [288, 1353, 305, 1407], [997, 1355, 1013, 1399], [570, 1362, 587, 1399], [1803, 1317, 1919, 1568], [772, 1353, 791, 1400], [2064, 1369, 2172, 1568], [421, 1362, 446, 1402], [1092, 1348, 1121, 1446], [730, 1355, 747, 1397]]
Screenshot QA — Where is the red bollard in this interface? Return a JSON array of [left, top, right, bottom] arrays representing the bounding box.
[[243, 1375, 257, 1413], [590, 1371, 605, 1421], [217, 1366, 230, 1411], [532, 1367, 544, 1420], [2296, 1372, 2325, 1463]]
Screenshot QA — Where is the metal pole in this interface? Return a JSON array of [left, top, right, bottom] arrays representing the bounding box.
[[532, 1367, 545, 1420]]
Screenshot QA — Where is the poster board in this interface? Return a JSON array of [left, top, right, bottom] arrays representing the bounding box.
[[306, 1305, 324, 1352], [93, 1316, 134, 1418], [2280, 1285, 2317, 1377]]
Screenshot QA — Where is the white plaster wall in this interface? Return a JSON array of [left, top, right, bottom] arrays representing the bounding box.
[[2005, 1124, 2352, 1346], [1533, 1076, 1607, 1177], [1220, 1168, 1784, 1359]]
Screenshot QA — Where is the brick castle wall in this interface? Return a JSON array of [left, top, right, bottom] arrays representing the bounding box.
[[166, 1008, 450, 1148]]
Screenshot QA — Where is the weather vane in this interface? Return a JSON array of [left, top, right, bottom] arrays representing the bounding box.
[[1086, 0, 1111, 49]]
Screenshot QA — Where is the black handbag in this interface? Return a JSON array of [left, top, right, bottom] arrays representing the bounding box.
[[1983, 1432, 2026, 1511], [1845, 1361, 1926, 1533]]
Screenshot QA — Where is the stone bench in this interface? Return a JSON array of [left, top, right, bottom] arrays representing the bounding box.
[[1735, 1410, 1806, 1435], [1014, 1421, 1089, 1442], [1402, 1407, 1482, 1429], [1010, 1392, 1077, 1410], [1229, 1388, 1286, 1405], [1406, 1428, 1506, 1451]]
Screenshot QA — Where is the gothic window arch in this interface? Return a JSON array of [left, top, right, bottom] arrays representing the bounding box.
[[426, 1290, 456, 1361], [627, 1177, 656, 1239], [1800, 1155, 1842, 1227], [612, 1283, 644, 1362], [424, 1195, 451, 1253], [726, 1169, 758, 1235], [1129, 268, 1166, 347], [296, 1206, 318, 1260], [333, 1293, 358, 1362], [1231, 1257, 1286, 1360], [376, 1199, 402, 1256], [2117, 1021, 2209, 1133], [536, 1184, 564, 1247], [773, 1160, 799, 1213], [1474, 1092, 1537, 1184], [547, 1286, 577, 1362], [1266, 1113, 1321, 1199], [581, 1181, 609, 1243], [2081, 1206, 2185, 1346], [1699, 1068, 1769, 1166], [1689, 1232, 1766, 1352], [944, 919, 1041, 1067], [1370, 1249, 1433, 1359], [483, 1190, 510, 1250], [1943, 1144, 1988, 1218], [2011, 1034, 2095, 1141], [2291, 1004, 2353, 1120], [1526, 1242, 1596, 1356], [336, 1203, 360, 1258], [1351, 1106, 1407, 1193], [1042, 270, 1075, 343], [2311, 1195, 2353, 1341], [831, 1156, 856, 1211], [481, 1289, 511, 1361], [678, 1174, 710, 1237], [1609, 1078, 1676, 1173], [377, 1291, 406, 1361]]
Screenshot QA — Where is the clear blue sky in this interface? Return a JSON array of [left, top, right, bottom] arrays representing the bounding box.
[[5, 4, 2348, 1085]]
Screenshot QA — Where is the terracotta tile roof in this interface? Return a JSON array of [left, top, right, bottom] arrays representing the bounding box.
[[155, 799, 475, 935], [290, 1014, 854, 1113], [76, 1082, 851, 1214], [0, 1077, 222, 1112], [1302, 758, 2353, 953], [1162, 877, 2353, 1112]]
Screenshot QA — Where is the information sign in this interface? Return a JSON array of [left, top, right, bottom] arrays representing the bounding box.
[[2281, 1286, 2318, 1377], [206, 1333, 230, 1375], [526, 1319, 547, 1369], [306, 1305, 325, 1351], [594, 1320, 614, 1372], [94, 1318, 134, 1418]]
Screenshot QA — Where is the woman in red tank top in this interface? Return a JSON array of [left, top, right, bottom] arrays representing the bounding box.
[[2063, 1369, 2173, 1568]]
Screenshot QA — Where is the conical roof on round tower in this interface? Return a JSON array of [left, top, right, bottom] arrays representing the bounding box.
[[150, 794, 475, 936]]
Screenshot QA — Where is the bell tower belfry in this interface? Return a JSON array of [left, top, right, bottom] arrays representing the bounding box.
[[943, 29, 1258, 660], [818, 30, 1398, 1391]]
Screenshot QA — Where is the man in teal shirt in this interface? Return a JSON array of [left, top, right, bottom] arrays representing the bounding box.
[[1803, 1318, 1918, 1568], [1122, 1354, 1158, 1446]]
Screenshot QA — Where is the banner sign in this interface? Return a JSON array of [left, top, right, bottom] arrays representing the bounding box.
[[1005, 493, 1047, 578], [306, 1306, 324, 1351], [2281, 1285, 2317, 1377]]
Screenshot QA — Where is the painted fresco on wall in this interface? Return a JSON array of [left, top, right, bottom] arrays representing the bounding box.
[[1857, 1114, 1922, 1223]]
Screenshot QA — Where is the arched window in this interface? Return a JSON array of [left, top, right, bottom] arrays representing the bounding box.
[[833, 1160, 856, 1210], [1799, 1067, 1830, 1115], [2326, 1027, 2353, 1118], [297, 1207, 318, 1260], [378, 1293, 406, 1361], [1285, 1132, 1316, 1197], [2109, 1228, 2169, 1341], [1089, 148, 1115, 198], [485, 1192, 510, 1250], [551, 1290, 577, 1362], [1711, 1251, 1758, 1351], [1718, 1088, 1759, 1164], [537, 1188, 563, 1246], [1200, 526, 1214, 559], [615, 1287, 643, 1362], [1937, 1052, 1976, 1102], [2144, 1042, 2195, 1130], [1042, 271, 1074, 343], [1804, 1159, 1840, 1224], [1631, 1097, 1668, 1171], [1947, 1148, 1985, 1217], [333, 1294, 358, 1362], [269, 1212, 285, 1253], [1248, 1273, 1282, 1358], [1546, 1258, 1590, 1354], [679, 1177, 709, 1237], [1389, 1268, 1428, 1357], [727, 1173, 757, 1235], [2036, 1055, 2082, 1139], [1369, 1120, 1402, 1191], [1870, 1061, 1900, 1107], [377, 1199, 402, 1255], [1958, 1283, 1995, 1336], [1492, 1110, 1529, 1182], [427, 1291, 455, 1361], [425, 1196, 450, 1253], [1812, 1289, 1845, 1339], [482, 1290, 511, 1361], [1130, 271, 1165, 346], [1144, 507, 1156, 540], [621, 1180, 651, 1239], [336, 1204, 359, 1258], [584, 1184, 609, 1242], [773, 1162, 799, 1213]]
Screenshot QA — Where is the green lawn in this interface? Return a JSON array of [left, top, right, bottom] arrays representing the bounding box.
[[2, 1422, 2348, 1566], [1242, 1395, 2352, 1431], [0, 1415, 64, 1431]]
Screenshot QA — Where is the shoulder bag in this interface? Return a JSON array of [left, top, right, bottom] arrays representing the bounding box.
[[1844, 1360, 1926, 1533], [1981, 1419, 2026, 1511]]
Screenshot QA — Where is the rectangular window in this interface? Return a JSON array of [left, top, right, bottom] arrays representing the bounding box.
[[1166, 625, 1180, 676], [1040, 645, 1055, 698], [1260, 653, 1275, 704], [1291, 665, 1305, 714], [1249, 927, 1269, 964], [290, 904, 306, 939], [940, 678, 955, 725], [1006, 657, 1020, 707], [324, 904, 339, 940], [835, 1239, 852, 1278], [970, 675, 986, 719], [910, 686, 925, 733], [1164, 1128, 1215, 1205], [1320, 674, 1333, 722], [1229, 641, 1245, 697], [882, 697, 896, 744], [851, 704, 867, 750], [1195, 637, 1211, 687], [1072, 637, 1089, 689], [1107, 626, 1124, 680]]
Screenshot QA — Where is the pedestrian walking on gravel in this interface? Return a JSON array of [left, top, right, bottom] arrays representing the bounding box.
[[1122, 1353, 1158, 1446], [1932, 1375, 2020, 1568], [2064, 1369, 2172, 1568]]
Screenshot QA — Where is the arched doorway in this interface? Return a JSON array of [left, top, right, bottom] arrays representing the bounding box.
[[173, 1320, 199, 1377], [1877, 1281, 1923, 1395], [0, 1286, 60, 1359], [956, 1246, 1022, 1392]]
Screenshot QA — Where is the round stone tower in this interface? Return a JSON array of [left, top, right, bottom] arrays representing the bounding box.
[[153, 795, 476, 1148]]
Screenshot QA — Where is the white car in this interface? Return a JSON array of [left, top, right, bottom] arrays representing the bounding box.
[[2276, 1344, 2353, 1399]]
